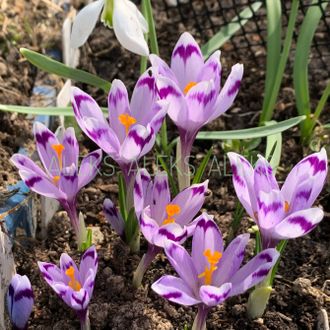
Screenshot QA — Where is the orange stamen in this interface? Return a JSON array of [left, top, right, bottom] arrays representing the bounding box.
[[51, 144, 65, 170], [183, 81, 197, 95], [65, 266, 81, 291], [53, 175, 60, 184], [198, 249, 222, 285], [284, 201, 290, 213], [118, 114, 137, 135], [162, 204, 181, 225]]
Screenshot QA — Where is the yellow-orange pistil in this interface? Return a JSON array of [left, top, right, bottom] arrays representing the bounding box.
[[183, 81, 197, 95], [53, 175, 60, 184], [162, 204, 181, 225], [65, 266, 81, 291], [51, 144, 65, 170], [284, 201, 290, 213], [198, 249, 222, 285], [118, 114, 137, 135]]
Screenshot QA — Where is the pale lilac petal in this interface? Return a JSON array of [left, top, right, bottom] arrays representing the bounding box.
[[82, 268, 97, 300], [289, 178, 314, 213], [151, 275, 200, 306], [10, 154, 47, 178], [229, 248, 279, 296], [62, 127, 79, 168], [152, 223, 188, 247], [272, 208, 324, 240], [78, 149, 102, 190], [148, 100, 168, 136], [133, 169, 152, 217], [151, 172, 170, 224], [197, 50, 221, 93], [149, 54, 178, 83], [139, 208, 159, 245], [254, 155, 279, 195], [170, 180, 208, 226], [130, 70, 157, 124], [185, 80, 217, 128], [7, 274, 34, 330], [157, 76, 188, 128], [214, 234, 250, 286], [108, 79, 130, 142], [164, 241, 198, 292], [281, 148, 328, 207], [69, 288, 90, 311], [38, 262, 63, 284], [199, 283, 232, 307], [19, 170, 65, 200], [170, 32, 204, 90], [191, 214, 224, 277], [227, 152, 257, 219], [79, 245, 98, 284], [59, 164, 78, 202], [257, 190, 285, 231], [70, 0, 104, 48], [103, 198, 125, 236], [60, 253, 81, 285], [208, 63, 243, 122], [33, 122, 61, 177]]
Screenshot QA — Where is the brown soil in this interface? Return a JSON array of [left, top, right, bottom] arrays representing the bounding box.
[[1, 0, 329, 329]]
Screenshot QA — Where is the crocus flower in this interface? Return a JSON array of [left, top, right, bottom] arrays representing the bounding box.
[[10, 122, 102, 247], [150, 32, 243, 188], [152, 214, 279, 329], [6, 274, 34, 330], [70, 0, 149, 56], [228, 149, 328, 249], [38, 245, 98, 327], [132, 168, 208, 287], [71, 72, 167, 185]]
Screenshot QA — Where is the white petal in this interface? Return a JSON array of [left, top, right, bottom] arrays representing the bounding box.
[[70, 0, 105, 48]]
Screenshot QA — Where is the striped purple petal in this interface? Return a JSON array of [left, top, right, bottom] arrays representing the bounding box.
[[103, 198, 125, 236], [199, 282, 232, 307]]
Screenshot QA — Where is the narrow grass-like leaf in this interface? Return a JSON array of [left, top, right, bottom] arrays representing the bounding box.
[[196, 116, 305, 140], [192, 146, 213, 184], [143, 0, 159, 55], [270, 240, 288, 285], [118, 173, 128, 221], [0, 104, 108, 116], [293, 0, 329, 141], [20, 48, 111, 92], [228, 201, 245, 243], [201, 2, 262, 58], [157, 154, 178, 195], [125, 208, 139, 243], [262, 0, 282, 116], [265, 121, 282, 170]]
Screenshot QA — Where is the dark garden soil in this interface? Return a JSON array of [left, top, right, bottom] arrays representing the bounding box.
[[0, 0, 330, 329]]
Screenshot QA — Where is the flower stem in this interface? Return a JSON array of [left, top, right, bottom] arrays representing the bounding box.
[[133, 244, 161, 288], [79, 310, 90, 330], [177, 133, 194, 191], [192, 304, 209, 330]]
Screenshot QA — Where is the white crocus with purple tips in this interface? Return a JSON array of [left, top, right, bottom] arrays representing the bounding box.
[[6, 274, 34, 330], [152, 215, 279, 330], [70, 0, 149, 56], [10, 122, 102, 249], [71, 72, 167, 186], [132, 168, 208, 287], [150, 32, 243, 189], [228, 148, 328, 249], [38, 246, 98, 329]]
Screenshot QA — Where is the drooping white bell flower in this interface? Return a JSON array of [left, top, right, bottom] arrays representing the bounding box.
[[70, 0, 149, 56]]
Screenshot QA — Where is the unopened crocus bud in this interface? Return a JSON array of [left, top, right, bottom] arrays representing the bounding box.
[[6, 274, 34, 330]]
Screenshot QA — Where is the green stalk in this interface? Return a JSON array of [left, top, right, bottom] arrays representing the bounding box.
[[140, 0, 148, 74], [143, 0, 159, 55], [259, 0, 299, 124]]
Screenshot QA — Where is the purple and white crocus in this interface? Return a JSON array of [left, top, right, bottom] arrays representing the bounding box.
[[132, 169, 208, 287], [38, 245, 98, 329], [152, 214, 279, 330], [150, 32, 243, 189], [71, 71, 167, 186], [10, 122, 102, 248], [228, 149, 328, 249], [6, 274, 34, 330]]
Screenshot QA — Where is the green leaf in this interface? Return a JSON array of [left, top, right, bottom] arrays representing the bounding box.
[[142, 0, 159, 55], [201, 2, 262, 58], [265, 120, 282, 170], [192, 146, 213, 184], [0, 104, 108, 116], [196, 116, 305, 140], [118, 173, 128, 221], [20, 48, 111, 92], [157, 154, 178, 196], [228, 201, 245, 243], [293, 0, 329, 140], [262, 0, 282, 116], [125, 207, 139, 243], [270, 240, 288, 285]]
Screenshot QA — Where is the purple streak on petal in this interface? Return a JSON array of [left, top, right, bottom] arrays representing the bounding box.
[[72, 291, 87, 309], [296, 189, 312, 201], [140, 215, 156, 229], [288, 216, 314, 232], [158, 85, 181, 99], [41, 271, 53, 281], [163, 291, 182, 299], [128, 129, 145, 147], [73, 93, 92, 110], [252, 268, 270, 278], [227, 80, 241, 96], [155, 180, 168, 194], [88, 127, 109, 141], [35, 130, 53, 148], [302, 156, 327, 175], [134, 181, 142, 198], [82, 250, 95, 261], [158, 227, 187, 242], [108, 88, 126, 107], [137, 76, 155, 91], [192, 185, 206, 196], [14, 289, 34, 302], [141, 173, 150, 182], [25, 176, 42, 188], [258, 252, 273, 263], [202, 288, 230, 301], [257, 199, 282, 216], [195, 216, 218, 232], [189, 89, 216, 106], [173, 44, 201, 63], [231, 164, 245, 187]]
